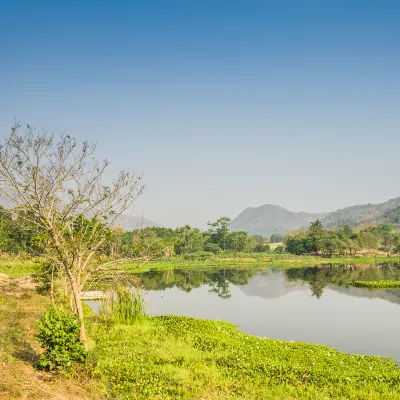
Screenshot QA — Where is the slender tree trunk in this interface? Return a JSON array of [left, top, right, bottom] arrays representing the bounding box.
[[65, 268, 87, 349], [50, 265, 55, 305]]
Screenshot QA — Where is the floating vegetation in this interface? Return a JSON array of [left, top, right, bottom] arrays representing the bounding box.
[[348, 280, 400, 289], [93, 315, 400, 399]]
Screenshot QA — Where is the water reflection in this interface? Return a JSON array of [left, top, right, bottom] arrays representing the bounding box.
[[137, 263, 400, 302], [138, 268, 255, 299], [135, 264, 400, 360]]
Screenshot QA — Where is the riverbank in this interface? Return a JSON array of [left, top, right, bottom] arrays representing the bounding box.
[[123, 254, 400, 273], [2, 254, 400, 278], [2, 273, 400, 399], [91, 315, 400, 399], [0, 277, 102, 399]]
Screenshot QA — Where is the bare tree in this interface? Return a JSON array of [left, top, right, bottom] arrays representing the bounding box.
[[0, 122, 145, 347]]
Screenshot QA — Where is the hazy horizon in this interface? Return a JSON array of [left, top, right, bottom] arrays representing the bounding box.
[[1, 1, 399, 228]]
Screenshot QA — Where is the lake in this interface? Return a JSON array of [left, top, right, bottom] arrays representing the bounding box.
[[134, 264, 400, 361]]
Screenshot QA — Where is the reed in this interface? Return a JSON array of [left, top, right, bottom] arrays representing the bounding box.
[[100, 285, 146, 325]]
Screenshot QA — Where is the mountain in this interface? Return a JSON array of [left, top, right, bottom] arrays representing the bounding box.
[[114, 215, 161, 231], [321, 197, 400, 228], [230, 197, 400, 236], [229, 204, 328, 236]]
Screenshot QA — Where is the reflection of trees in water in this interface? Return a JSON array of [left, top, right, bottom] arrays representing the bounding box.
[[285, 263, 400, 299], [136, 268, 257, 298]]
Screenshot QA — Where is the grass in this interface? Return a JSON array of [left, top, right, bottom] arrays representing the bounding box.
[[1, 253, 400, 277], [0, 279, 103, 399], [3, 259, 400, 399], [348, 280, 400, 289], [122, 254, 400, 274], [99, 285, 146, 325], [0, 258, 40, 277], [93, 315, 400, 399]]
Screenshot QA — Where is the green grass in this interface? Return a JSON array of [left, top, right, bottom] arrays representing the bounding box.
[[1, 254, 400, 278], [348, 280, 400, 289], [122, 254, 400, 274], [93, 315, 400, 399], [0, 258, 40, 277]]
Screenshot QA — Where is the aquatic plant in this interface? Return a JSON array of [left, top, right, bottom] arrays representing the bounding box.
[[100, 285, 146, 325], [348, 280, 400, 289], [93, 315, 400, 399]]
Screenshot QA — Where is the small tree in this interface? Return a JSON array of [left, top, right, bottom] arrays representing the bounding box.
[[205, 217, 231, 250], [0, 123, 144, 347]]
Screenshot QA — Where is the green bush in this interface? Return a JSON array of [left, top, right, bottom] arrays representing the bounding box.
[[203, 242, 221, 254], [182, 251, 215, 261], [36, 306, 86, 372]]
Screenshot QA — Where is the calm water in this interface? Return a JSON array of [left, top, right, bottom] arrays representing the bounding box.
[[135, 264, 400, 361]]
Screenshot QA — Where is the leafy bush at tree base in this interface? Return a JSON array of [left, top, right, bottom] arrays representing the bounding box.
[[36, 306, 86, 372]]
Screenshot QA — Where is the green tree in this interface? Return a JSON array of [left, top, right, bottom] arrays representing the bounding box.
[[270, 233, 283, 243], [174, 225, 204, 254], [205, 217, 231, 250], [227, 231, 256, 252], [0, 123, 144, 347]]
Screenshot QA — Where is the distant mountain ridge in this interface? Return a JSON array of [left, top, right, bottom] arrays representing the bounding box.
[[229, 204, 328, 236], [321, 197, 400, 229], [114, 215, 161, 231], [230, 197, 400, 236]]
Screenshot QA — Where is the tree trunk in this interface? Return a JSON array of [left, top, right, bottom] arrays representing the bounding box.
[[65, 268, 88, 350]]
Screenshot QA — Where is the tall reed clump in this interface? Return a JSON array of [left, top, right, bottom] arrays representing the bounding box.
[[100, 285, 146, 325]]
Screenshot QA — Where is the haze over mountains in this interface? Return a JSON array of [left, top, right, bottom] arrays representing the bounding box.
[[114, 215, 161, 231], [230, 197, 400, 236], [113, 196, 400, 234]]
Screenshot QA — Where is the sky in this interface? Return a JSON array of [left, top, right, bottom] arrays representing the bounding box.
[[1, 1, 399, 228]]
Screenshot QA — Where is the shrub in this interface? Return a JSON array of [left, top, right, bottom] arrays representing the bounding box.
[[253, 244, 271, 252], [203, 242, 221, 254], [36, 306, 86, 372], [182, 251, 215, 261]]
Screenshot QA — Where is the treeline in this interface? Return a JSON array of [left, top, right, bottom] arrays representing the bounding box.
[[3, 205, 398, 260], [110, 217, 274, 259], [284, 220, 400, 256], [0, 207, 41, 255], [0, 210, 278, 258]]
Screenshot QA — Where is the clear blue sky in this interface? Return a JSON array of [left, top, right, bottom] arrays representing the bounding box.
[[1, 1, 399, 227]]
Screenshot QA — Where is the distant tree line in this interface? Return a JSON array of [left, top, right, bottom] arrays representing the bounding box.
[[109, 217, 272, 258], [0, 211, 275, 258], [3, 206, 399, 260], [284, 220, 400, 257]]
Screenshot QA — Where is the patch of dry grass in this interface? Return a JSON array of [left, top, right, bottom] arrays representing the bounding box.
[[0, 277, 103, 400]]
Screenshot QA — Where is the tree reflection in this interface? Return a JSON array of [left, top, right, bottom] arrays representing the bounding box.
[[285, 263, 400, 299], [136, 268, 257, 298]]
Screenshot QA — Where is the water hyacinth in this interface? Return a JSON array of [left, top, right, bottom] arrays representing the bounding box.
[[348, 280, 400, 289], [93, 315, 400, 399]]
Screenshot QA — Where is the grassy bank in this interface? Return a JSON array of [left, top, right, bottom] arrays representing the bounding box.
[[1, 254, 400, 278], [0, 279, 102, 399], [123, 254, 400, 274], [2, 272, 400, 399], [93, 315, 400, 399], [0, 258, 40, 277], [348, 280, 400, 289]]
